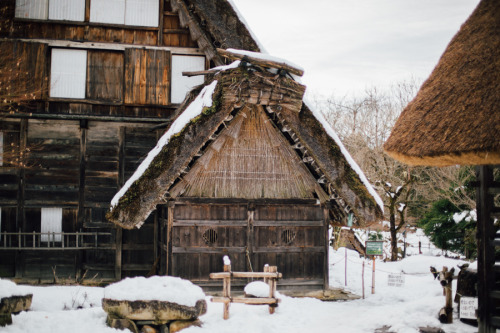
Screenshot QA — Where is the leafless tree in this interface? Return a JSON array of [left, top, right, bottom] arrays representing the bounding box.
[[316, 80, 476, 260]]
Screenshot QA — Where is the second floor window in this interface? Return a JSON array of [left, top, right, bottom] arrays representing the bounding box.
[[50, 48, 87, 99], [90, 0, 159, 27], [15, 0, 85, 22]]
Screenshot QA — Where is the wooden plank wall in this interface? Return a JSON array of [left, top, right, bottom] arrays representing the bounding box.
[[121, 127, 159, 277], [171, 203, 248, 284], [253, 204, 326, 290], [86, 51, 124, 103], [1, 0, 197, 48], [168, 201, 327, 290], [124, 49, 171, 106]]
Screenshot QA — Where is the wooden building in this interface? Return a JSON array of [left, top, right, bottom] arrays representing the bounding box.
[[107, 48, 383, 291], [0, 0, 383, 290], [384, 0, 499, 331]]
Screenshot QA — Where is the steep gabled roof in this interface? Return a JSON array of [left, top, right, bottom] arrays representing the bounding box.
[[107, 54, 383, 229], [170, 0, 261, 66], [384, 0, 500, 166]]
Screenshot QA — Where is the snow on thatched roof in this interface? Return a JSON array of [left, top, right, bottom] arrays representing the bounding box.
[[384, 0, 500, 166], [108, 56, 383, 229]]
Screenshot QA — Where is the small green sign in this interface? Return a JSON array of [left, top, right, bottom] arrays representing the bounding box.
[[366, 241, 384, 256]]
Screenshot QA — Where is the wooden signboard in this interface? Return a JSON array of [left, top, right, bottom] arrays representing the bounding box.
[[366, 241, 384, 256]]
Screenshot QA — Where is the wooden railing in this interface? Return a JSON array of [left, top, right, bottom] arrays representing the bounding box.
[[0, 230, 114, 250], [210, 263, 282, 320]]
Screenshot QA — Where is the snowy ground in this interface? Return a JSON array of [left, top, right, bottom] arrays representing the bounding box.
[[2, 230, 478, 333]]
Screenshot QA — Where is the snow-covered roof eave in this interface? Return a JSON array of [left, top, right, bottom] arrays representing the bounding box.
[[110, 80, 219, 212], [304, 98, 385, 214]]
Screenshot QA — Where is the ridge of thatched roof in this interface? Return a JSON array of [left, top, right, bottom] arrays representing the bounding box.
[[384, 0, 500, 166], [107, 62, 383, 229], [185, 0, 261, 52]]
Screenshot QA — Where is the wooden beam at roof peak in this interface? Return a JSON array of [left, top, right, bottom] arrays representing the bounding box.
[[217, 48, 305, 77]]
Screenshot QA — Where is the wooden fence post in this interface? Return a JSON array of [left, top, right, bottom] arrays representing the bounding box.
[[268, 266, 277, 314], [223, 263, 231, 320]]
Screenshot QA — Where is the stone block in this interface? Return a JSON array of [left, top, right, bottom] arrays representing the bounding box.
[[169, 319, 201, 333], [102, 299, 207, 322]]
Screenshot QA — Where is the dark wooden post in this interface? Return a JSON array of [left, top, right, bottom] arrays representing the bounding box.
[[323, 206, 330, 290], [476, 165, 497, 333], [76, 119, 88, 280], [166, 201, 175, 276], [15, 119, 27, 279]]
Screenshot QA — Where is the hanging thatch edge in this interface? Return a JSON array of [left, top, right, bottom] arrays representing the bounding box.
[[385, 149, 500, 167]]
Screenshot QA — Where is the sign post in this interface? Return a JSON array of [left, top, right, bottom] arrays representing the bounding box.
[[365, 241, 383, 294]]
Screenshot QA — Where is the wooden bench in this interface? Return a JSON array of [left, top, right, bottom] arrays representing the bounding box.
[[210, 264, 282, 320]]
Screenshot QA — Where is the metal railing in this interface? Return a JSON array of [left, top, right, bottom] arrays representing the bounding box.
[[0, 230, 115, 250]]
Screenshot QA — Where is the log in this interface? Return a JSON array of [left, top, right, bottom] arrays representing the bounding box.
[[217, 48, 305, 77]]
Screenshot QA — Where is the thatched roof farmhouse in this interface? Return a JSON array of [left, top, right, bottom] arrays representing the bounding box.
[[384, 0, 499, 330]]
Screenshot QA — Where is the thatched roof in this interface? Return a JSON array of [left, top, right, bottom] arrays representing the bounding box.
[[107, 59, 383, 229], [185, 0, 261, 52], [384, 0, 500, 166], [170, 0, 261, 66]]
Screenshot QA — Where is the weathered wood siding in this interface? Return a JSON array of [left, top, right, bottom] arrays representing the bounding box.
[[1, 0, 197, 48], [86, 51, 124, 102], [253, 204, 326, 289], [124, 48, 170, 106], [166, 200, 327, 290]]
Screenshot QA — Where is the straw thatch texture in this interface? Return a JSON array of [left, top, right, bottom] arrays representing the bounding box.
[[170, 104, 328, 200], [384, 0, 500, 166]]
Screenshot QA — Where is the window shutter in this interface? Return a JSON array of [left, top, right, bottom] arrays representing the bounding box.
[[125, 0, 159, 27], [90, 0, 125, 25], [15, 0, 49, 20], [124, 48, 170, 105], [50, 49, 87, 99], [48, 0, 85, 21], [41, 207, 62, 242], [87, 51, 124, 102]]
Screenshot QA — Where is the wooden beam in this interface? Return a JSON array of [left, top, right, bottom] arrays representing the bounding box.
[[158, 0, 164, 46], [211, 297, 280, 305], [210, 271, 282, 279], [182, 70, 216, 77], [217, 48, 304, 77]]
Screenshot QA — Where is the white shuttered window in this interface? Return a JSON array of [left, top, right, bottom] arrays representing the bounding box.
[[171, 55, 206, 104], [15, 0, 49, 20], [50, 49, 87, 99], [41, 207, 62, 242], [48, 0, 85, 22], [125, 0, 159, 27], [90, 0, 125, 25], [90, 0, 159, 27]]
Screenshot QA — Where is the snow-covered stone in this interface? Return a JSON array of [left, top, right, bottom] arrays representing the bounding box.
[[103, 276, 205, 308]]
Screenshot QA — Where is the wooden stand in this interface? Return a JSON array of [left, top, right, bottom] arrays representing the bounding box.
[[436, 266, 455, 324], [210, 264, 282, 319]]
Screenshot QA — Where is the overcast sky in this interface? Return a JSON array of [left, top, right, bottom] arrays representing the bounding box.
[[230, 0, 480, 97]]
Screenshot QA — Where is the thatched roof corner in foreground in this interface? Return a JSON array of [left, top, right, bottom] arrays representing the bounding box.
[[107, 59, 383, 230], [384, 0, 500, 166]]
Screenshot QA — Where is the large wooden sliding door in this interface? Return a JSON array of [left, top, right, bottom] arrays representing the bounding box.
[[163, 200, 327, 290]]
